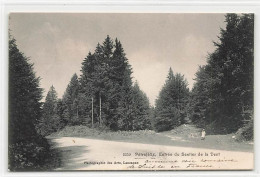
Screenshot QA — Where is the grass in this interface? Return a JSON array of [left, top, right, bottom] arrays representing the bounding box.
[[48, 124, 253, 152], [48, 125, 165, 144]]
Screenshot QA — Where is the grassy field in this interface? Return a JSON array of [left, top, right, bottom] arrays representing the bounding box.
[[48, 124, 253, 152]]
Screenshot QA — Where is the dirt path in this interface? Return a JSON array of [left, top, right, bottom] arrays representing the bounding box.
[[50, 137, 253, 171]]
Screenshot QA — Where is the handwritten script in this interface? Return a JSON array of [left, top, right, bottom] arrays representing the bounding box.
[[82, 150, 248, 170]]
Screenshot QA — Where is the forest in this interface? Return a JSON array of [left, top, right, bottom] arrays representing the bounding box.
[[8, 14, 254, 170]]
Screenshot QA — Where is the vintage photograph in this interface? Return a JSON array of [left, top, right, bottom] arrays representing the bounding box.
[[8, 13, 254, 171]]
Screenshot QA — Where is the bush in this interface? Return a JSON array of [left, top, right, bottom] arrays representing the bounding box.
[[153, 116, 175, 132], [8, 136, 50, 171], [203, 120, 229, 135], [201, 115, 242, 135], [235, 119, 253, 142], [153, 108, 182, 132]]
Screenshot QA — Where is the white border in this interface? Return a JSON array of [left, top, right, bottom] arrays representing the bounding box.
[[1, 0, 260, 177]]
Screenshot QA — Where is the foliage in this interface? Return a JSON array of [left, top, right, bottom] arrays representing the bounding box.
[[8, 137, 50, 171], [235, 119, 254, 141], [62, 73, 80, 125], [190, 14, 254, 133], [38, 86, 65, 136], [8, 35, 50, 170], [118, 81, 151, 130], [78, 36, 151, 131], [154, 68, 190, 132], [37, 35, 152, 133]]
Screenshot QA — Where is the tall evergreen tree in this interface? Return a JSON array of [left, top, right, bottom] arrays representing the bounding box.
[[79, 52, 98, 125], [43, 85, 58, 117], [38, 86, 64, 136], [131, 81, 151, 130], [189, 66, 211, 125], [79, 36, 134, 130], [95, 36, 113, 127], [154, 68, 189, 132], [78, 35, 151, 131], [190, 14, 254, 133], [9, 35, 49, 170], [79, 38, 112, 127], [109, 38, 134, 130], [62, 73, 80, 125]]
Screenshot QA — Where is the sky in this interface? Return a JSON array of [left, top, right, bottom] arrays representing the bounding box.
[[9, 13, 226, 105]]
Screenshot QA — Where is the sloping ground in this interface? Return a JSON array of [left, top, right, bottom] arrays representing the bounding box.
[[49, 125, 166, 145], [161, 124, 253, 152], [49, 137, 253, 170], [49, 124, 253, 152]]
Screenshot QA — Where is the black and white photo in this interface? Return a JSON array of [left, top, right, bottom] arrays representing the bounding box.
[[8, 13, 254, 171]]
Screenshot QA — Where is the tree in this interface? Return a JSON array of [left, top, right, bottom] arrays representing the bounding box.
[[154, 68, 190, 132], [43, 85, 58, 117], [131, 81, 151, 130], [80, 42, 110, 127], [79, 52, 98, 125], [9, 35, 49, 170], [190, 14, 254, 133], [79, 36, 134, 130], [95, 36, 113, 127], [108, 38, 134, 130], [78, 35, 152, 131], [62, 73, 80, 125], [189, 66, 210, 125], [38, 86, 64, 136]]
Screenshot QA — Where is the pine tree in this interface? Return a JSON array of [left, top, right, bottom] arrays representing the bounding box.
[[79, 39, 112, 127], [79, 52, 98, 125], [109, 38, 134, 130], [102, 35, 114, 60], [43, 85, 58, 117], [62, 73, 80, 125], [95, 40, 111, 127], [154, 68, 189, 132], [9, 35, 49, 170], [78, 35, 151, 131], [38, 86, 64, 136], [190, 14, 254, 133], [131, 81, 151, 130]]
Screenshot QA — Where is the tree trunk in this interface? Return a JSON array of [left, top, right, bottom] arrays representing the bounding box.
[[91, 97, 94, 127], [99, 95, 102, 126], [77, 105, 79, 119]]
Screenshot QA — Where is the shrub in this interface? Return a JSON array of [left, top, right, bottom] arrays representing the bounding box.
[[235, 119, 253, 142], [8, 136, 50, 171], [153, 116, 175, 132]]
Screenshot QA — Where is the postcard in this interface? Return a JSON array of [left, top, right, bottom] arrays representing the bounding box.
[[8, 13, 254, 171]]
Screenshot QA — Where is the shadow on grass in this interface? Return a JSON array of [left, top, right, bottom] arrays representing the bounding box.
[[42, 139, 90, 171]]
